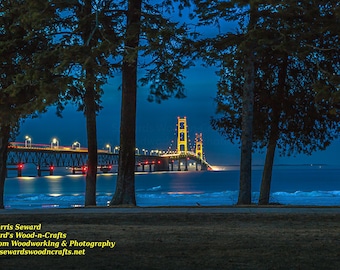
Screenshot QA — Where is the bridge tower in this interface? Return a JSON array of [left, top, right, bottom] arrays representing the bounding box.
[[195, 133, 203, 159], [177, 116, 188, 153]]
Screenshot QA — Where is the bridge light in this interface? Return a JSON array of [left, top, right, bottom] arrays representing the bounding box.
[[49, 165, 55, 175], [114, 146, 120, 154], [24, 136, 32, 148], [72, 141, 80, 150], [51, 138, 59, 149], [106, 144, 111, 153]]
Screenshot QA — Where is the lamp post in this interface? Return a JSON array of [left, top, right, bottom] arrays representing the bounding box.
[[72, 141, 81, 150], [24, 136, 32, 148], [51, 138, 59, 149], [114, 146, 120, 154], [106, 144, 111, 153]]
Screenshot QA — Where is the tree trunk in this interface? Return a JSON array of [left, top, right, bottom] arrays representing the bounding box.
[[259, 55, 288, 205], [110, 0, 142, 206], [83, 0, 98, 207], [0, 124, 11, 209], [237, 57, 255, 205], [259, 129, 278, 205], [237, 2, 257, 205], [84, 80, 98, 206]]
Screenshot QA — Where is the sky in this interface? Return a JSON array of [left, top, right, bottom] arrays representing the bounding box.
[[16, 4, 340, 167], [18, 62, 340, 167]]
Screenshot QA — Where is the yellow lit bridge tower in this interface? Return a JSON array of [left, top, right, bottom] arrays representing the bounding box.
[[177, 116, 188, 153], [195, 133, 203, 159]]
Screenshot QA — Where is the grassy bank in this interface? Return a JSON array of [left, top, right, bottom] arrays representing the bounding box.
[[1, 211, 340, 269]]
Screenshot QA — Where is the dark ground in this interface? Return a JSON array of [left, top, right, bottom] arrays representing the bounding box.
[[1, 209, 340, 269]]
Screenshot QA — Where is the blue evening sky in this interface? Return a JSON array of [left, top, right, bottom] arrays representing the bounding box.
[[18, 62, 340, 167], [17, 5, 340, 167]]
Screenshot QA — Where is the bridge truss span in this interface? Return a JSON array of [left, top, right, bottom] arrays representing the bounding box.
[[6, 147, 172, 176], [7, 148, 119, 168]]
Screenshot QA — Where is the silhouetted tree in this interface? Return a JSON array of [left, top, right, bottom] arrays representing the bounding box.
[[0, 0, 68, 208], [199, 1, 340, 205], [56, 0, 121, 206], [257, 1, 340, 204], [193, 0, 259, 204], [110, 0, 142, 206], [110, 0, 193, 205], [194, 0, 339, 205]]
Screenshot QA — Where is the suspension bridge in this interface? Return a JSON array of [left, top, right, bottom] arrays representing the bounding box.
[[6, 116, 213, 176]]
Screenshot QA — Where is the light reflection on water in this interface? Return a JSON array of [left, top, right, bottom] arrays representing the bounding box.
[[4, 165, 340, 209]]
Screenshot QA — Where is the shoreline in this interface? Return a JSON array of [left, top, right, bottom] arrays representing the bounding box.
[[2, 205, 340, 215]]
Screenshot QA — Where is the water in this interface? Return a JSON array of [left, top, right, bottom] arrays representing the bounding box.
[[3, 165, 340, 209]]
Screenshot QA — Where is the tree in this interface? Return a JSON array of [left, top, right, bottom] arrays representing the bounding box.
[[110, 0, 192, 205], [258, 1, 340, 204], [194, 0, 339, 205], [206, 1, 340, 205], [56, 0, 121, 206], [0, 0, 68, 208], [237, 2, 258, 205], [193, 0, 260, 204], [110, 0, 142, 205]]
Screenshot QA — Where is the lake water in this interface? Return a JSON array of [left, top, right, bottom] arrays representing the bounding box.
[[4, 164, 340, 209]]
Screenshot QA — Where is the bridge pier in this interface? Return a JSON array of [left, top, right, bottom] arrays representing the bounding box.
[[169, 161, 174, 171], [140, 163, 152, 172], [37, 165, 54, 176], [176, 158, 188, 171], [13, 164, 22, 177], [6, 164, 23, 177], [8, 165, 21, 177], [138, 158, 169, 172], [18, 165, 22, 177], [154, 159, 169, 172]]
